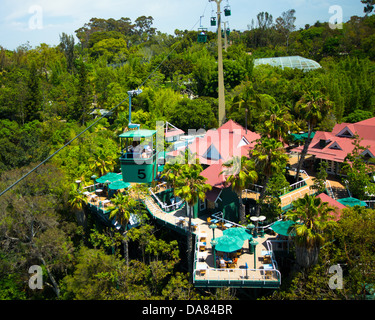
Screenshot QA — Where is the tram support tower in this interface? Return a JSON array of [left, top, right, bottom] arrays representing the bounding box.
[[210, 0, 226, 127]]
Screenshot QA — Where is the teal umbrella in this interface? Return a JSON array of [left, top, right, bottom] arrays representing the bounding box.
[[96, 173, 122, 184], [223, 227, 253, 241], [337, 197, 367, 207], [270, 220, 296, 237], [215, 235, 244, 253], [108, 180, 131, 190]]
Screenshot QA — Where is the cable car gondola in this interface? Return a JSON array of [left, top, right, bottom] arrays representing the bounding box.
[[224, 5, 231, 17], [197, 27, 208, 43]]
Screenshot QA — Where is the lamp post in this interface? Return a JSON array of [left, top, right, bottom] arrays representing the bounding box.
[[250, 240, 259, 269], [259, 215, 266, 238], [247, 223, 255, 253], [209, 223, 217, 239], [211, 239, 218, 268], [250, 216, 259, 238], [75, 179, 81, 191]]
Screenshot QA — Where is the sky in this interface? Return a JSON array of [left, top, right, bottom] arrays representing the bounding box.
[[0, 0, 368, 50]]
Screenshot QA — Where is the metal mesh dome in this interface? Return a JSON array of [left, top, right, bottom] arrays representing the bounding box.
[[254, 56, 321, 71]]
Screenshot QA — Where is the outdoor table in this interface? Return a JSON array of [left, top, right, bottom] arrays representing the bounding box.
[[224, 222, 233, 228], [196, 262, 208, 275], [197, 231, 206, 238], [96, 189, 103, 193], [197, 251, 208, 261], [211, 218, 219, 224], [177, 217, 185, 225], [102, 200, 111, 208], [83, 191, 90, 196]]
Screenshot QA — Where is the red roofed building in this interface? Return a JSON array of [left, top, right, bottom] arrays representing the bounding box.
[[316, 193, 346, 221], [292, 117, 375, 175], [200, 160, 240, 222], [187, 120, 260, 166], [166, 120, 258, 222]]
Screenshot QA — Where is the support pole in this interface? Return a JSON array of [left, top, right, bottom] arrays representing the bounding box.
[[211, 0, 226, 127]]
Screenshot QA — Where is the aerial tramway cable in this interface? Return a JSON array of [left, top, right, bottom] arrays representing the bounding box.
[[0, 6, 208, 198]]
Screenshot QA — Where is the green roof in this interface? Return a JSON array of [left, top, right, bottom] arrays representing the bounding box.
[[119, 129, 157, 138]]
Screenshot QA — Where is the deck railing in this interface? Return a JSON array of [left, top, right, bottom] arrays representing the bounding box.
[[192, 265, 281, 285], [149, 187, 185, 212]]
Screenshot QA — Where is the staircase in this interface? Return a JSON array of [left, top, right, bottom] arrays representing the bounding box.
[[331, 186, 349, 200], [143, 196, 164, 218]]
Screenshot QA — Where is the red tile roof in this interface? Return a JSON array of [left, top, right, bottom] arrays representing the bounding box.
[[188, 120, 260, 165], [200, 161, 228, 189], [316, 193, 346, 221], [165, 128, 184, 138], [291, 117, 375, 163]]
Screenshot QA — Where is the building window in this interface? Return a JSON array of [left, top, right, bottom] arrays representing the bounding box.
[[200, 199, 206, 211]]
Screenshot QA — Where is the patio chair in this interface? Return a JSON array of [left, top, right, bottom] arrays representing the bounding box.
[[207, 217, 211, 225], [263, 256, 271, 264]]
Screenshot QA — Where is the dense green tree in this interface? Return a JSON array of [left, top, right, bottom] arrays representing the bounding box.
[[174, 163, 211, 279], [221, 156, 258, 224], [285, 194, 335, 269], [341, 134, 375, 199], [169, 98, 218, 132], [251, 137, 288, 216], [294, 90, 332, 182], [109, 193, 138, 266]]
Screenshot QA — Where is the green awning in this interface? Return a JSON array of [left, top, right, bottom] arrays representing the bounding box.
[[108, 180, 131, 190], [270, 220, 296, 237], [337, 197, 368, 207], [119, 129, 157, 139], [291, 132, 315, 142], [214, 235, 244, 253], [223, 227, 253, 241], [96, 173, 122, 184]]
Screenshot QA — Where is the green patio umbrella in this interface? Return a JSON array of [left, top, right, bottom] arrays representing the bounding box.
[[337, 197, 368, 207], [223, 227, 253, 241], [214, 235, 244, 253], [270, 220, 296, 237], [108, 180, 131, 190], [96, 173, 122, 184]]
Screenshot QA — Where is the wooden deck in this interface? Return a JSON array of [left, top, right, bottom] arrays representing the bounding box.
[[143, 195, 281, 289]]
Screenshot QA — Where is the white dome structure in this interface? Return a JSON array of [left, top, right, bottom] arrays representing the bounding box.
[[254, 56, 321, 71]]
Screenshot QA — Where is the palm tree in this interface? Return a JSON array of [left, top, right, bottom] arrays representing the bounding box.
[[174, 163, 212, 279], [109, 192, 137, 267], [88, 150, 116, 177], [285, 194, 335, 269], [251, 137, 289, 216], [220, 156, 258, 224], [68, 183, 88, 228], [161, 162, 182, 190], [260, 103, 294, 143], [294, 90, 332, 182]]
